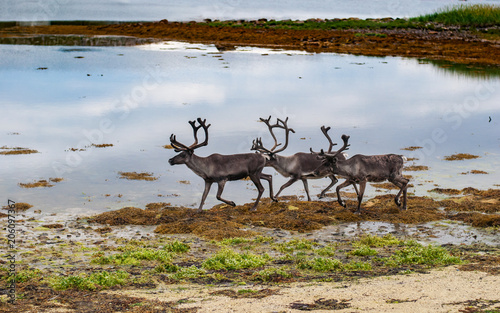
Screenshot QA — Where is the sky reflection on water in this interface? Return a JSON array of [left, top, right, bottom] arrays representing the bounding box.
[[0, 42, 499, 213]]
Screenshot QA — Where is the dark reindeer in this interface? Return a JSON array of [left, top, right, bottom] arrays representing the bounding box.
[[251, 116, 347, 201], [168, 118, 275, 212], [313, 134, 409, 213]]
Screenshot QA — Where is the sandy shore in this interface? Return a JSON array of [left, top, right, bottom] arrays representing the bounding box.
[[110, 266, 500, 312]]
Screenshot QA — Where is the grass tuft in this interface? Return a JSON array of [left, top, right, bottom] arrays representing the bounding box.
[[202, 248, 270, 270], [48, 270, 129, 291], [410, 4, 500, 27], [385, 242, 462, 267]]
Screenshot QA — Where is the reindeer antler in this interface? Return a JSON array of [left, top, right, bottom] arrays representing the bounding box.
[[333, 134, 350, 156], [251, 137, 273, 154], [320, 126, 337, 153], [255, 116, 295, 155], [170, 118, 211, 152], [310, 134, 350, 158]]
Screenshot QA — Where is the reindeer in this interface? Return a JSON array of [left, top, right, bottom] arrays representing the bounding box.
[[168, 118, 275, 212], [251, 116, 348, 201], [312, 134, 409, 214]]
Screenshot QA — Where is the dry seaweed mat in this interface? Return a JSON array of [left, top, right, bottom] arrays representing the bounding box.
[[0, 146, 38, 155], [88, 188, 500, 240], [1, 202, 33, 212], [444, 153, 480, 161], [18, 178, 63, 188], [118, 171, 158, 181], [446, 299, 500, 313], [0, 285, 197, 313], [209, 288, 279, 299], [289, 298, 351, 310]]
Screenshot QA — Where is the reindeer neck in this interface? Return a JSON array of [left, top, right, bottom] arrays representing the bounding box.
[[185, 154, 209, 178], [332, 158, 353, 177]]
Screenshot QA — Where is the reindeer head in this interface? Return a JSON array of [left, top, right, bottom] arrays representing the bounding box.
[[168, 118, 211, 166], [311, 134, 350, 175]]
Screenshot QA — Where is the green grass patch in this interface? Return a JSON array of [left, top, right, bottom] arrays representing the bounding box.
[[385, 242, 462, 267], [170, 265, 206, 281], [217, 237, 252, 246], [4, 269, 42, 283], [154, 263, 179, 273], [163, 240, 190, 253], [205, 17, 415, 31], [275, 238, 318, 253], [202, 248, 271, 270], [410, 4, 500, 27], [251, 267, 294, 282], [344, 261, 373, 271], [316, 244, 338, 257], [48, 270, 129, 291], [91, 248, 174, 266], [349, 245, 378, 257]]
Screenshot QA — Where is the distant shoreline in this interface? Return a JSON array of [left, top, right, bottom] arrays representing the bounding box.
[[1, 18, 499, 67]]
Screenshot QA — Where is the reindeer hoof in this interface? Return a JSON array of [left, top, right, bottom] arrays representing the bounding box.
[[395, 198, 401, 207], [271, 198, 278, 202], [338, 201, 346, 208], [229, 201, 236, 207]]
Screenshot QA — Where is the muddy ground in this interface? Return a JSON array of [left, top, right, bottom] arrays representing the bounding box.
[[1, 188, 499, 312], [1, 20, 499, 66]]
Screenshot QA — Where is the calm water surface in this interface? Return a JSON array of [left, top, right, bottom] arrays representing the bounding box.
[[2, 0, 500, 21], [0, 42, 499, 213]]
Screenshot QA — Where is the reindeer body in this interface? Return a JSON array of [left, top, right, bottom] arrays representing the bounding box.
[[333, 154, 405, 183], [266, 152, 346, 200], [169, 118, 275, 212], [315, 135, 409, 213], [252, 118, 345, 201]]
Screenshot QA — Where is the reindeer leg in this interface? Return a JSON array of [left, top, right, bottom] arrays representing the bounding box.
[[301, 179, 312, 201], [260, 173, 276, 202], [198, 181, 212, 212], [336, 180, 353, 208], [249, 174, 265, 211], [275, 177, 298, 199], [355, 180, 367, 214], [215, 179, 236, 207], [319, 175, 338, 199], [390, 176, 409, 210], [352, 183, 359, 196]]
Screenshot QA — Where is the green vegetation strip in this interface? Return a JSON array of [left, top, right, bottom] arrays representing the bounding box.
[[202, 4, 499, 30], [0, 234, 469, 292]]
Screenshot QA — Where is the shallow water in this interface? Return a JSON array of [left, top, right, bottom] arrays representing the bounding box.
[[0, 41, 499, 214], [2, 0, 499, 22]]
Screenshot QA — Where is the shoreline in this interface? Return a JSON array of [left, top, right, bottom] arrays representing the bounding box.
[[0, 19, 499, 66]]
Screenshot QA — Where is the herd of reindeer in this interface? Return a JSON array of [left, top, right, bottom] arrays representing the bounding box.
[[168, 117, 409, 214]]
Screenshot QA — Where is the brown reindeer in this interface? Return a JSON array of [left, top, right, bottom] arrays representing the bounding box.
[[313, 134, 409, 213], [252, 116, 348, 201], [169, 118, 275, 212]]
